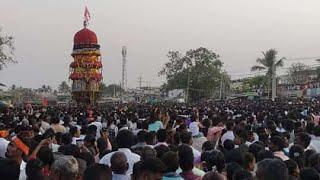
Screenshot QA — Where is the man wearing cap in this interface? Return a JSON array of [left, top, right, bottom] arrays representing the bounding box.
[[6, 136, 30, 180]]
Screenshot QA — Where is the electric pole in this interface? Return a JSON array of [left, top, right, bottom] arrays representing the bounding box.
[[186, 67, 190, 103], [138, 76, 142, 90], [271, 63, 276, 101]]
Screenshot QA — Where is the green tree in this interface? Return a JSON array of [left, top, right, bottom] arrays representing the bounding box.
[[58, 81, 70, 93], [251, 49, 285, 100], [287, 63, 310, 84], [100, 83, 123, 97], [243, 75, 267, 92], [159, 47, 226, 101], [0, 28, 17, 70]]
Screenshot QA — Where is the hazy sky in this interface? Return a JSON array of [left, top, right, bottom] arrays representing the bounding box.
[[1, 0, 320, 89]]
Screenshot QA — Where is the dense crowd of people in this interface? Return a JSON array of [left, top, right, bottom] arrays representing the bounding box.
[[1, 99, 320, 180]]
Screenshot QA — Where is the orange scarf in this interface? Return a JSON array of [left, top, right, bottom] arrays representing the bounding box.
[[12, 136, 29, 155]]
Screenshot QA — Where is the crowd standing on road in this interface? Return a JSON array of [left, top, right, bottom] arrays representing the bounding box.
[[1, 99, 320, 180]]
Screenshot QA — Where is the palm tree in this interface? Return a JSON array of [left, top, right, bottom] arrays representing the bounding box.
[[251, 49, 285, 100]]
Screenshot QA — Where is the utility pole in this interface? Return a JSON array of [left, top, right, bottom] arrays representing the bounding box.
[[121, 46, 127, 91], [186, 67, 190, 103], [219, 68, 223, 100], [138, 76, 142, 90], [271, 63, 276, 101]]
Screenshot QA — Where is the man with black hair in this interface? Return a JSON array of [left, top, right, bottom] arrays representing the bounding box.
[[155, 129, 168, 147], [131, 130, 147, 152], [263, 159, 289, 180], [201, 150, 225, 173], [221, 121, 235, 145], [50, 116, 66, 134], [178, 144, 201, 180], [83, 164, 112, 180], [269, 136, 289, 161], [111, 152, 130, 180], [6, 137, 29, 180], [299, 167, 320, 180], [180, 131, 201, 163], [0, 159, 20, 180], [161, 151, 183, 180], [100, 129, 140, 175], [139, 158, 166, 180], [295, 132, 311, 150]]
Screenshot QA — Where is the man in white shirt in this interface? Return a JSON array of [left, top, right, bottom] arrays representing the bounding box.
[[100, 130, 140, 175], [90, 118, 103, 139], [221, 121, 235, 146], [6, 137, 28, 180], [0, 137, 9, 158], [308, 126, 320, 152], [180, 131, 201, 164], [0, 126, 9, 158]]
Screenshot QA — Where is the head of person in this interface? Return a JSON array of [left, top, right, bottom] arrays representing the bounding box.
[[26, 159, 45, 180], [202, 150, 225, 173], [61, 133, 72, 145], [249, 142, 264, 161], [305, 149, 317, 167], [50, 155, 79, 180], [156, 129, 167, 143], [180, 131, 192, 145], [6, 137, 29, 161], [233, 127, 248, 145], [178, 144, 194, 171], [289, 145, 305, 169], [50, 116, 60, 124], [136, 130, 147, 143], [96, 138, 108, 158], [139, 158, 166, 180], [132, 161, 143, 180], [37, 146, 54, 168], [116, 129, 135, 148], [226, 121, 235, 131], [299, 167, 320, 180], [263, 159, 289, 180], [161, 151, 179, 173], [294, 132, 311, 149], [223, 139, 235, 151], [309, 153, 320, 173], [202, 171, 227, 180], [154, 145, 170, 159], [244, 152, 256, 172], [226, 162, 242, 180], [69, 126, 80, 138], [233, 168, 253, 180], [257, 149, 274, 162], [86, 125, 97, 137], [84, 134, 96, 148], [202, 141, 214, 151], [145, 131, 156, 146], [83, 164, 112, 180], [111, 152, 129, 175], [256, 158, 273, 180], [225, 148, 244, 166], [269, 136, 286, 152], [284, 159, 300, 178], [0, 159, 20, 180], [140, 146, 157, 161]]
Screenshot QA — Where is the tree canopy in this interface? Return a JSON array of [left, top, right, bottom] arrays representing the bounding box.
[[159, 47, 228, 101], [0, 28, 17, 70]]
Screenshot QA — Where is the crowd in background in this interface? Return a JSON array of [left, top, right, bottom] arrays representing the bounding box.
[[1, 99, 320, 180]]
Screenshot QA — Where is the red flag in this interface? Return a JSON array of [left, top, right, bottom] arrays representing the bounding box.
[[84, 6, 91, 23]]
